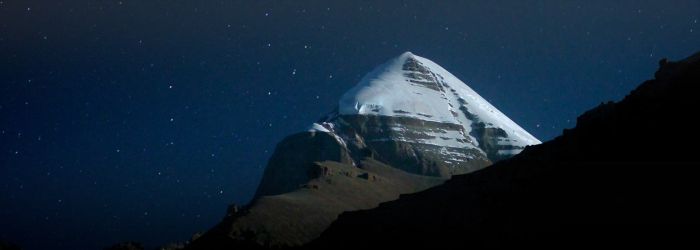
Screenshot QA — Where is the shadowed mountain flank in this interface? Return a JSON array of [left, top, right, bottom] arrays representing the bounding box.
[[309, 52, 700, 248]]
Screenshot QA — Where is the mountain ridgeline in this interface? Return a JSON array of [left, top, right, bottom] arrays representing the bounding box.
[[186, 52, 540, 249]]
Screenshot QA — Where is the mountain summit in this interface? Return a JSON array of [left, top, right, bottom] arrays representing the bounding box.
[[322, 51, 538, 169], [187, 52, 539, 248]]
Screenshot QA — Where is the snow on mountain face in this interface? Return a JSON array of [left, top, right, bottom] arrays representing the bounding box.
[[310, 52, 540, 176], [339, 52, 539, 146]]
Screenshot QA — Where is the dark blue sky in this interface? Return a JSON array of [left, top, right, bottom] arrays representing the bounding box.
[[1, 1, 698, 249]]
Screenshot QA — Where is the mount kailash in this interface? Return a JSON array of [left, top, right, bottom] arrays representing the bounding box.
[[186, 52, 540, 249]]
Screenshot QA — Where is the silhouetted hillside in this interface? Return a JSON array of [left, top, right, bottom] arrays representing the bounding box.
[[309, 51, 700, 248]]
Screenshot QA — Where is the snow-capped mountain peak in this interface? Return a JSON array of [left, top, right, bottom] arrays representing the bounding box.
[[340, 51, 538, 145], [308, 52, 540, 177]]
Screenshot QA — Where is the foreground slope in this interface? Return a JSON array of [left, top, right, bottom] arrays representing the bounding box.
[[310, 52, 700, 248], [188, 159, 444, 249]]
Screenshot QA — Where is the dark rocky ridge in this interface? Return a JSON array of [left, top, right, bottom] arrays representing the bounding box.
[[187, 159, 445, 249], [326, 114, 492, 177], [308, 51, 700, 248], [254, 132, 353, 197]]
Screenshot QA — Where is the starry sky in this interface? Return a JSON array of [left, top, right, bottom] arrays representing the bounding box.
[[1, 1, 698, 249]]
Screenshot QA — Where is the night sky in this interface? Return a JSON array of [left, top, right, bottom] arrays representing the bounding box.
[[1, 1, 698, 249]]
